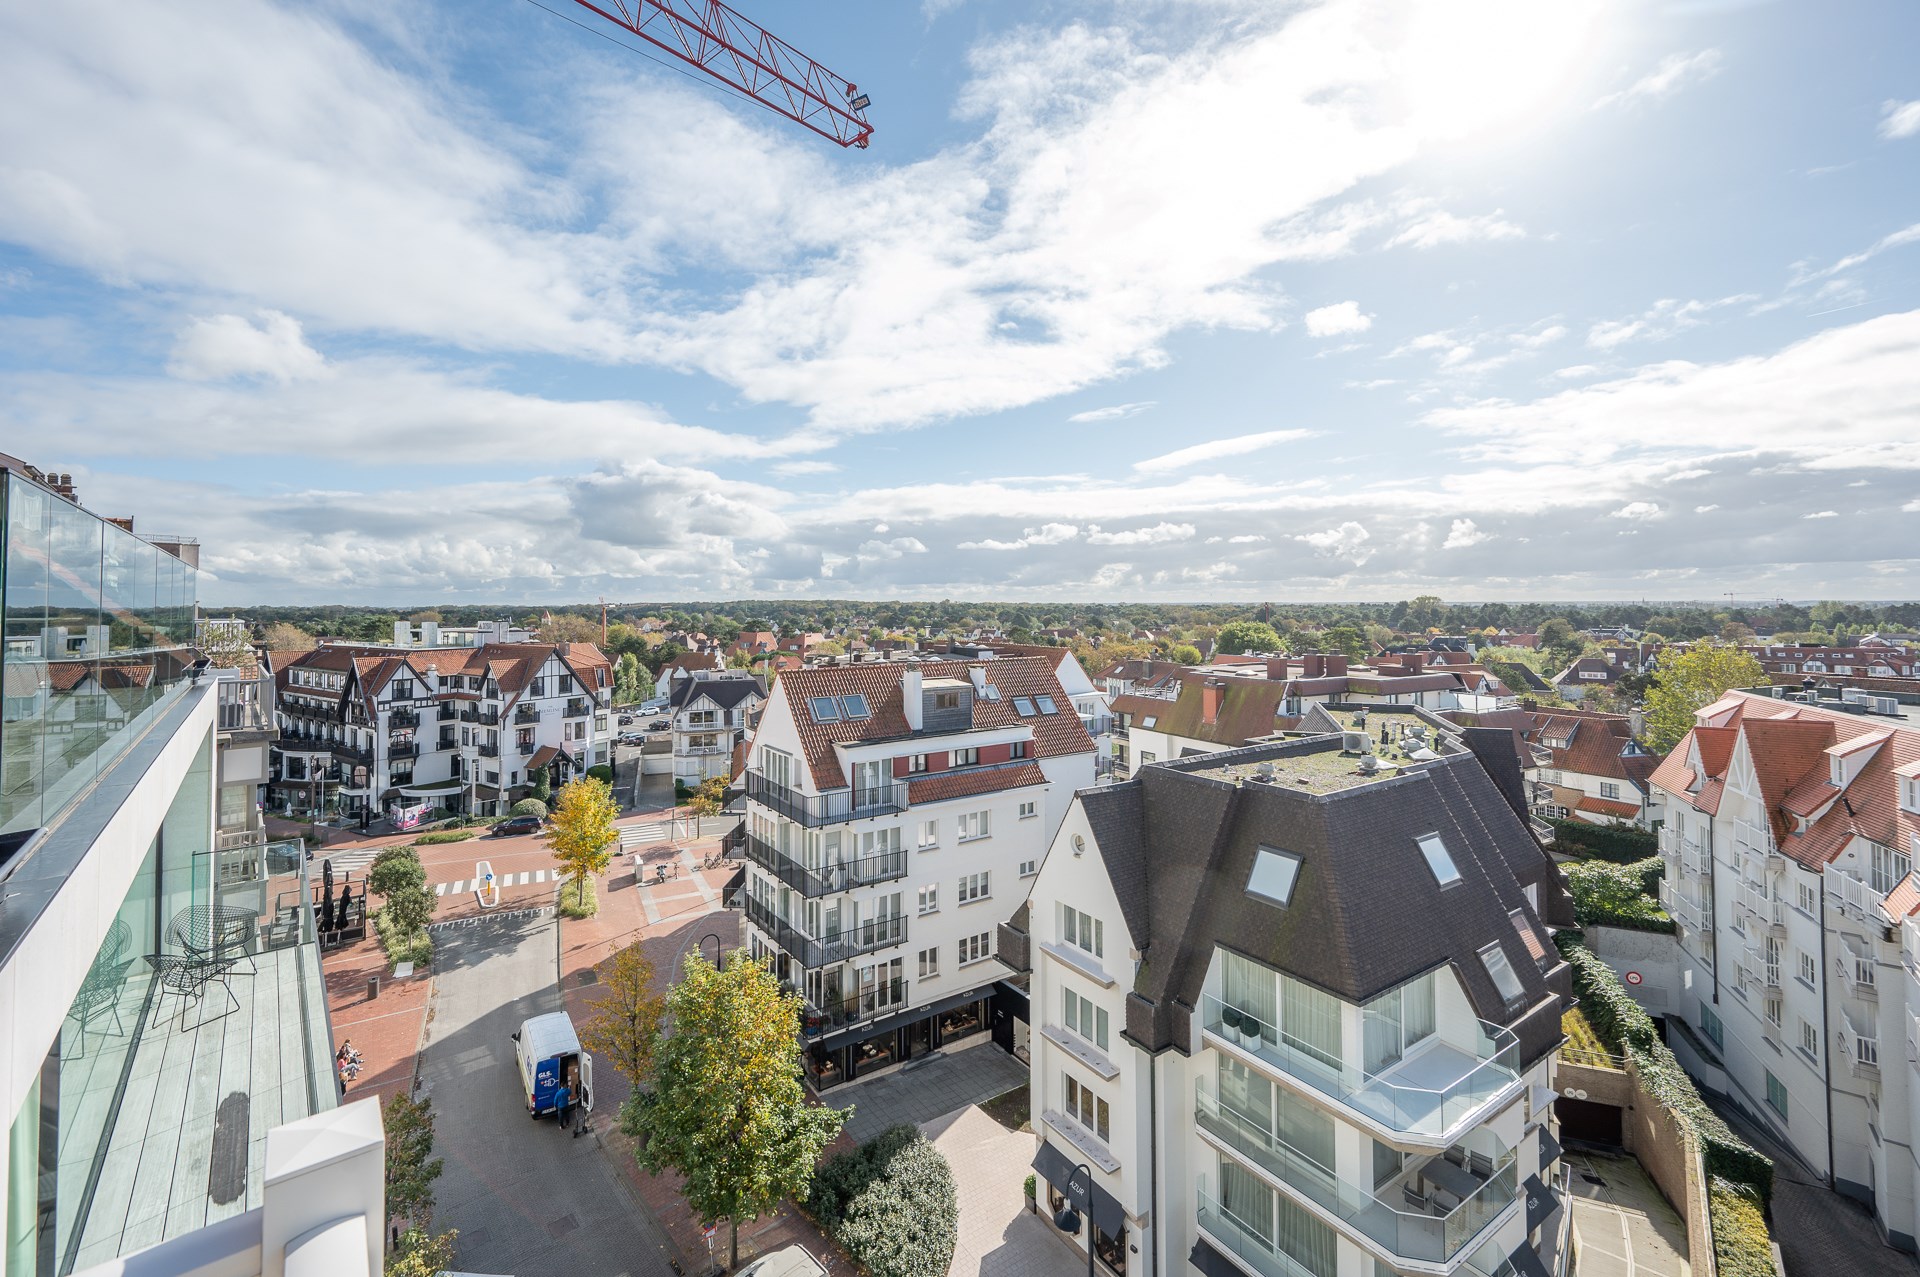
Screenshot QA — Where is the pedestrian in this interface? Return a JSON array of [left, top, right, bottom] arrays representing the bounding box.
[[552, 1075, 573, 1134], [566, 1064, 584, 1137], [337, 882, 354, 931]]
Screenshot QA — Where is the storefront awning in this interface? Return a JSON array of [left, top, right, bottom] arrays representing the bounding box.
[[1031, 1139, 1124, 1236], [1507, 1241, 1554, 1277], [1525, 1174, 1561, 1234], [814, 984, 997, 1054]]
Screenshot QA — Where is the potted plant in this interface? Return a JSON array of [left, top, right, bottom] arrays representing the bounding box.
[[1221, 1005, 1243, 1041], [1239, 1013, 1263, 1050], [1024, 1173, 1038, 1214]]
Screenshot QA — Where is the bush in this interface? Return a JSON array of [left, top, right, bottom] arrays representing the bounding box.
[[556, 874, 598, 919], [368, 848, 426, 900], [374, 901, 433, 971], [1550, 818, 1659, 863], [808, 1125, 957, 1277], [586, 763, 614, 785], [416, 829, 478, 845], [510, 798, 548, 819], [1566, 856, 1673, 933], [1710, 1178, 1776, 1277]]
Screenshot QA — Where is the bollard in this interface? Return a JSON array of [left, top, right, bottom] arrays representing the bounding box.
[[367, 975, 380, 1000]]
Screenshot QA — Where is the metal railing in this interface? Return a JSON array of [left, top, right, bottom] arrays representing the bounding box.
[[565, 700, 590, 718], [745, 771, 910, 827], [802, 978, 909, 1035], [388, 709, 420, 729], [515, 706, 539, 724], [477, 743, 500, 759], [215, 676, 273, 732], [1195, 1079, 1517, 1264], [1199, 993, 1521, 1143], [742, 895, 907, 967], [740, 830, 908, 897], [388, 741, 419, 760]]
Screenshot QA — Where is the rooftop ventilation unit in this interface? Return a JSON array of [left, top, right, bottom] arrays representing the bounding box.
[[1341, 730, 1371, 755], [1358, 754, 1381, 775], [1256, 761, 1276, 781]]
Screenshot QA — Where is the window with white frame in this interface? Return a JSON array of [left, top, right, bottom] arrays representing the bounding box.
[[1800, 1019, 1818, 1057], [917, 885, 939, 915], [958, 810, 991, 841], [1797, 882, 1817, 915], [1799, 951, 1817, 985], [953, 746, 980, 767], [1064, 906, 1103, 959], [1764, 994, 1782, 1027], [1020, 858, 1038, 877], [1018, 800, 1037, 819], [959, 931, 992, 965], [958, 871, 991, 904], [1064, 1074, 1110, 1141], [917, 946, 939, 979], [1478, 942, 1525, 1006], [906, 753, 929, 774], [1064, 988, 1109, 1050], [1011, 739, 1029, 760], [917, 819, 938, 849], [1872, 841, 1912, 894]]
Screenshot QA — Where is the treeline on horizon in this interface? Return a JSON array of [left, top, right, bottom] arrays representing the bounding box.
[[212, 597, 1920, 648]]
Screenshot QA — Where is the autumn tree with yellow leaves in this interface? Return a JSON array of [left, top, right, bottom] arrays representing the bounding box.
[[544, 776, 619, 915]]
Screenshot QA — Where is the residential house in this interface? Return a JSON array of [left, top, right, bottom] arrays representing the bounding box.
[[737, 658, 1095, 1091], [1004, 733, 1570, 1277], [729, 630, 779, 663], [654, 648, 722, 700], [949, 641, 1116, 775], [1523, 707, 1657, 827], [1649, 688, 1920, 1250], [1099, 658, 1191, 700], [671, 671, 767, 785], [1550, 657, 1626, 702]]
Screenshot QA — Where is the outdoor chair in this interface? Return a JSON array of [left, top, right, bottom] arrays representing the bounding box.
[[145, 953, 239, 1031], [1469, 1151, 1494, 1180]]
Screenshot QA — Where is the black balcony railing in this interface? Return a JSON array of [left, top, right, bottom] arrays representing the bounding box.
[[564, 700, 589, 718], [744, 772, 911, 827], [438, 736, 457, 752], [515, 706, 540, 725], [389, 709, 420, 729], [517, 740, 537, 756], [478, 743, 500, 758], [335, 741, 374, 764], [388, 741, 419, 760], [803, 979, 909, 1036], [438, 705, 457, 722], [743, 896, 908, 967], [741, 831, 908, 897]]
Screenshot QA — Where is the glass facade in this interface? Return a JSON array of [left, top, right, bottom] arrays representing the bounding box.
[[1, 471, 200, 840]]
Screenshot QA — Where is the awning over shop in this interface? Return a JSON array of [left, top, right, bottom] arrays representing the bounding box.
[[1031, 1139, 1124, 1236], [1507, 1241, 1554, 1277], [1525, 1173, 1561, 1234]]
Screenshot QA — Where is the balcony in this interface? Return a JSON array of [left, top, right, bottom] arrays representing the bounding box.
[[215, 674, 274, 733], [515, 705, 540, 724], [802, 978, 909, 1036], [677, 743, 732, 757], [743, 895, 908, 967], [565, 700, 590, 718], [460, 707, 501, 727], [1196, 1079, 1518, 1266], [438, 704, 457, 722], [745, 771, 911, 827], [1829, 871, 1877, 922], [1838, 941, 1877, 1000], [1658, 880, 1705, 933], [1080, 713, 1114, 737], [388, 741, 419, 760], [1840, 1014, 1881, 1079], [477, 743, 500, 759], [1196, 1182, 1324, 1277], [387, 708, 420, 729], [741, 830, 908, 897], [518, 740, 537, 756], [1200, 994, 1522, 1147], [334, 740, 374, 764]]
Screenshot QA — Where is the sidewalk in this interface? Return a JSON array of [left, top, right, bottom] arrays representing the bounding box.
[[323, 922, 431, 1108], [558, 832, 844, 1274]]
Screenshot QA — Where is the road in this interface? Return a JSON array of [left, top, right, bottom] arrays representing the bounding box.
[[419, 906, 680, 1276]]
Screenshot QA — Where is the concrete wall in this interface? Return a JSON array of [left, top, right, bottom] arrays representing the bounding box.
[[1587, 925, 1682, 1017]]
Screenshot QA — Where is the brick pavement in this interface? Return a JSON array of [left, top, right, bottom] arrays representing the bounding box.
[[922, 1104, 1073, 1277], [323, 919, 431, 1107], [828, 1045, 1029, 1144]]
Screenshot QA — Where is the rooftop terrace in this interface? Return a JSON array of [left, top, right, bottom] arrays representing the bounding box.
[[1183, 738, 1414, 796]]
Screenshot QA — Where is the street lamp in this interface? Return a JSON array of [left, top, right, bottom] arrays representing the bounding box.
[[1052, 1162, 1097, 1277], [696, 932, 725, 966]]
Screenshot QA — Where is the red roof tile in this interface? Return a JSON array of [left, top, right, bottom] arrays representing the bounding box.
[[907, 762, 1047, 805]]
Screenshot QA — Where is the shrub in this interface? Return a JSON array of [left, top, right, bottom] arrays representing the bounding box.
[[1550, 818, 1658, 863], [510, 798, 548, 819], [374, 900, 433, 971], [416, 829, 477, 845], [368, 848, 426, 899], [1566, 856, 1673, 933], [808, 1125, 957, 1277], [586, 763, 615, 785], [556, 875, 598, 919], [1709, 1178, 1776, 1277]]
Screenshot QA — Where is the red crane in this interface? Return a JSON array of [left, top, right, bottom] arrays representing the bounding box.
[[562, 1, 874, 147]]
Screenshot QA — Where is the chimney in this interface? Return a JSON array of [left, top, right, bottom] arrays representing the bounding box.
[[1265, 657, 1290, 681], [1202, 680, 1225, 725], [1301, 653, 1326, 679], [901, 667, 924, 730], [1325, 654, 1349, 677], [1400, 652, 1424, 675]]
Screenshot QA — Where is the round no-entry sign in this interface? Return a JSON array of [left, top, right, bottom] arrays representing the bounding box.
[[1625, 971, 1643, 985]]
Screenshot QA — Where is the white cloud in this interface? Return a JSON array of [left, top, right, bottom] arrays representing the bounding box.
[[1553, 364, 1600, 379], [1385, 205, 1525, 250], [1226, 534, 1267, 544], [1593, 49, 1722, 110], [1797, 222, 1920, 283], [1304, 301, 1373, 337], [1803, 510, 1838, 519], [1587, 294, 1757, 348], [1294, 520, 1371, 563], [1695, 504, 1720, 513], [1086, 521, 1195, 546], [1442, 518, 1490, 548], [168, 310, 327, 383], [958, 522, 1081, 551], [1511, 325, 1567, 350], [1610, 501, 1663, 521], [1132, 428, 1315, 472], [1068, 401, 1156, 423], [1904, 498, 1920, 513], [1880, 100, 1920, 141], [770, 459, 841, 476]]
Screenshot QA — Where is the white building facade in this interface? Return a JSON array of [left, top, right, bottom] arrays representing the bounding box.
[[668, 670, 765, 785]]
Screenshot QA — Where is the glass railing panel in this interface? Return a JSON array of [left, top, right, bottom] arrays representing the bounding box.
[[1195, 1183, 1320, 1277]]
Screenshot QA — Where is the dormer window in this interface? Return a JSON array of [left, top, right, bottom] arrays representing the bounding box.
[[1245, 846, 1303, 908]]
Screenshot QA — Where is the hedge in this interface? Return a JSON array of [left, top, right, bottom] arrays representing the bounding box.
[[1556, 935, 1772, 1204], [1550, 817, 1659, 863], [1566, 856, 1673, 933], [1710, 1178, 1776, 1277], [808, 1125, 958, 1277], [416, 829, 478, 845], [510, 798, 548, 819]]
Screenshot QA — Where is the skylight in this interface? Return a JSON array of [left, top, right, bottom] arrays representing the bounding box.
[[838, 694, 871, 721], [1245, 846, 1303, 908], [808, 696, 840, 723], [1013, 696, 1036, 716], [1417, 833, 1460, 886], [1036, 694, 1058, 714], [1478, 942, 1525, 1004], [1141, 716, 1157, 729]]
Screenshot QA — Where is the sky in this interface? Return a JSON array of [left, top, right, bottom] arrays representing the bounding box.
[[4, 0, 1919, 607]]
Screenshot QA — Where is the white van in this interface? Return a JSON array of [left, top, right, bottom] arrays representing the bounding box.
[[511, 1011, 594, 1122]]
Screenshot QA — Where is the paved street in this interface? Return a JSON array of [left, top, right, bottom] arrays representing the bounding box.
[[922, 1104, 1074, 1277], [828, 1045, 1028, 1143], [419, 905, 680, 1276], [1563, 1151, 1687, 1277]]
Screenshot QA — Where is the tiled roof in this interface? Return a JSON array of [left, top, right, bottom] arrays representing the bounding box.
[[907, 762, 1046, 805], [660, 651, 721, 676], [1575, 795, 1644, 819], [1130, 678, 1288, 747], [1882, 874, 1920, 923]]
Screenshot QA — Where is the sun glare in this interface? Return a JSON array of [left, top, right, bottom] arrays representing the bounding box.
[[1399, 0, 1605, 140]]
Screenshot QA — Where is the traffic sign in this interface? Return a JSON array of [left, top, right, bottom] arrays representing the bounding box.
[[1625, 970, 1642, 985]]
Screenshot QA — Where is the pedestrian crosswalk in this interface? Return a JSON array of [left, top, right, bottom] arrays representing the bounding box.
[[618, 820, 672, 848], [435, 869, 556, 896], [313, 845, 381, 875]]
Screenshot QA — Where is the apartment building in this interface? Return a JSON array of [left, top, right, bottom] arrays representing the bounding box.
[[269, 640, 613, 822], [737, 658, 1095, 1091], [1522, 707, 1657, 827], [948, 641, 1116, 776], [0, 464, 385, 1276], [669, 670, 766, 785], [1650, 688, 1920, 1250], [1004, 734, 1570, 1277]]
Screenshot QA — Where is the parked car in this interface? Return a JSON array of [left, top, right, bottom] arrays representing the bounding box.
[[618, 733, 646, 746], [618, 714, 634, 725], [647, 719, 669, 731], [491, 814, 543, 837]]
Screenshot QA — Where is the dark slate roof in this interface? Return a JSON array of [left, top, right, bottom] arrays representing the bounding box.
[[1086, 737, 1569, 1066], [669, 675, 767, 711]]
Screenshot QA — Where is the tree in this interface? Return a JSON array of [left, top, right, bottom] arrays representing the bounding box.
[[531, 764, 553, 805], [510, 798, 548, 819], [578, 941, 665, 1086], [538, 613, 599, 644], [545, 777, 619, 912], [1400, 594, 1449, 632], [687, 776, 728, 819], [627, 951, 847, 1269], [262, 621, 316, 651], [1645, 644, 1766, 753], [1168, 643, 1202, 665], [368, 847, 427, 900], [809, 1126, 959, 1277], [196, 619, 258, 669], [614, 652, 645, 704], [382, 1090, 444, 1233], [1321, 625, 1369, 660], [381, 883, 434, 937], [385, 1229, 457, 1277], [1216, 620, 1283, 655]]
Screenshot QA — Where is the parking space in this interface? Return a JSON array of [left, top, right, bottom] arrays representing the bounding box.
[[826, 1045, 1029, 1143], [1564, 1151, 1688, 1277]]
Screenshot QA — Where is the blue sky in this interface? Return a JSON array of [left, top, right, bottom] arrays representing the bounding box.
[[4, 0, 1918, 605]]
